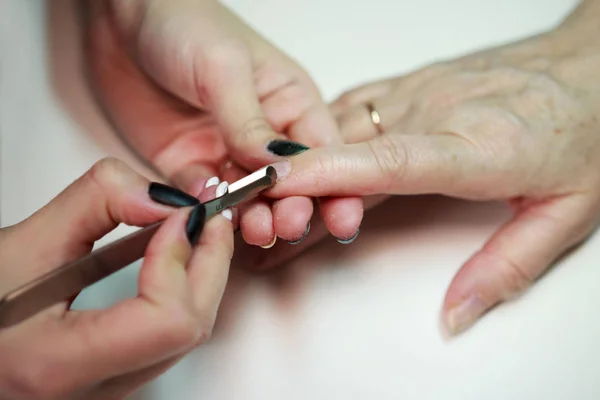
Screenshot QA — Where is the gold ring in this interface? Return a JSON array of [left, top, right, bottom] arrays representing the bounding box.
[[366, 102, 383, 134]]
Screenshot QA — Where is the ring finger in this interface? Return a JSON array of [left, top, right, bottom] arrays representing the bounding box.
[[336, 98, 410, 143]]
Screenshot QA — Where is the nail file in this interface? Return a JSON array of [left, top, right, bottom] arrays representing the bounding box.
[[0, 166, 277, 328]]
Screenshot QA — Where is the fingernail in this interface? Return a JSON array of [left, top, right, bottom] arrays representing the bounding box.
[[221, 208, 233, 221], [270, 160, 292, 181], [444, 295, 487, 335], [186, 204, 207, 245], [205, 176, 220, 188], [336, 229, 360, 244], [149, 182, 199, 207], [288, 221, 311, 245], [215, 181, 229, 197], [260, 235, 277, 249], [267, 139, 309, 156]]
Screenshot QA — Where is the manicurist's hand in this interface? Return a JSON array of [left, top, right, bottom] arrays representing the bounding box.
[[81, 0, 363, 248], [0, 158, 233, 399]]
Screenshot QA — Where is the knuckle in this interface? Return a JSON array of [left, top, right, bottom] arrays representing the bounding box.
[[192, 321, 214, 348], [337, 111, 359, 133], [496, 254, 535, 297], [366, 136, 409, 191], [9, 361, 71, 399], [236, 117, 273, 144], [310, 151, 346, 189], [160, 307, 213, 351], [335, 90, 360, 108], [87, 157, 130, 190]]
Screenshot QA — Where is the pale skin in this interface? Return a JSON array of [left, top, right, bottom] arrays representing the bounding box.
[[259, 0, 600, 334], [2, 0, 600, 397], [0, 158, 234, 399], [80, 0, 364, 247], [83, 0, 600, 334]]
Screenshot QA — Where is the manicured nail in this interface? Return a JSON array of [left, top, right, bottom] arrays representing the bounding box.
[[215, 181, 229, 197], [205, 176, 220, 188], [149, 182, 199, 207], [444, 295, 487, 335], [221, 208, 233, 221], [186, 204, 206, 245], [270, 160, 292, 181], [267, 140, 309, 156], [336, 229, 360, 244], [288, 221, 311, 245], [260, 235, 277, 249]]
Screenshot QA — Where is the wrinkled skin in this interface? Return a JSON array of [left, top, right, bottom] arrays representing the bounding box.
[[257, 4, 600, 334]]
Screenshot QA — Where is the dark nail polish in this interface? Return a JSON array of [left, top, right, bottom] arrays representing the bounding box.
[[267, 140, 309, 156], [336, 229, 360, 245], [149, 182, 199, 207], [186, 204, 206, 245], [288, 221, 311, 245]]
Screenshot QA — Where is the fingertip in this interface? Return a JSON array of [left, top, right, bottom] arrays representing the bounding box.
[[442, 292, 489, 336], [240, 201, 275, 247], [319, 197, 364, 242], [272, 196, 314, 243]]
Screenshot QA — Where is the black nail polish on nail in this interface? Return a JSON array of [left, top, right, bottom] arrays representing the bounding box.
[[267, 140, 309, 156], [149, 182, 199, 207], [336, 229, 360, 245], [186, 204, 206, 245], [288, 221, 311, 245]]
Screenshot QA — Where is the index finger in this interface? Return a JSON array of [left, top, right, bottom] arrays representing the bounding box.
[[202, 45, 289, 170], [259, 73, 343, 147], [25, 209, 232, 391], [266, 133, 495, 199]]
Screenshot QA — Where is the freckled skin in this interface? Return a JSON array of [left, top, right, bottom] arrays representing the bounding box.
[[257, 0, 600, 334]]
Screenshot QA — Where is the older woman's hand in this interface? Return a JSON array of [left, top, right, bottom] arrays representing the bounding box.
[[0, 158, 233, 399], [261, 1, 600, 335]]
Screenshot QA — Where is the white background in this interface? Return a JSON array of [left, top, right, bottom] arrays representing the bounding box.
[[3, 1, 600, 399]]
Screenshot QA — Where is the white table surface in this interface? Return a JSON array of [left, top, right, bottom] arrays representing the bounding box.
[[3, 1, 599, 399]]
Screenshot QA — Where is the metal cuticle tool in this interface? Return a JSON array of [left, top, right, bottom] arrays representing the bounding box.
[[0, 166, 277, 328]]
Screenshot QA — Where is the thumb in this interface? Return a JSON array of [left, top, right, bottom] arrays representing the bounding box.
[[441, 194, 599, 335], [200, 44, 306, 170], [267, 133, 489, 199], [9, 158, 195, 284]]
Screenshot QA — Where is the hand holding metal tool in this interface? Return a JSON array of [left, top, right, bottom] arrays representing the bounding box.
[[0, 166, 277, 329]]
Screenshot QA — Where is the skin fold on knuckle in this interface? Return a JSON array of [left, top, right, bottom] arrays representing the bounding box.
[[483, 248, 535, 300], [158, 305, 214, 353], [87, 157, 132, 191], [307, 151, 348, 194], [235, 117, 273, 149], [86, 158, 131, 212], [365, 136, 409, 193]]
